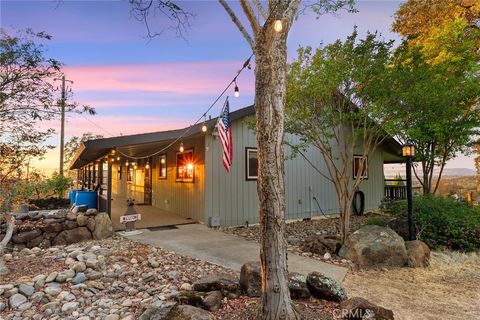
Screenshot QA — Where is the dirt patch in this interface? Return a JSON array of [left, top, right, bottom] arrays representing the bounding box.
[[213, 296, 338, 320], [1, 253, 66, 284], [343, 250, 480, 320]]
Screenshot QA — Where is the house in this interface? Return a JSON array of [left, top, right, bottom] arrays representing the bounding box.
[[69, 105, 403, 230]]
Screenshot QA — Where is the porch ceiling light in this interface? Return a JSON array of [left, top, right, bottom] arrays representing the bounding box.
[[187, 163, 194, 170], [402, 144, 415, 157]]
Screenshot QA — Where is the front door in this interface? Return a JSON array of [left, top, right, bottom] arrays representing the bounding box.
[[144, 158, 152, 205]]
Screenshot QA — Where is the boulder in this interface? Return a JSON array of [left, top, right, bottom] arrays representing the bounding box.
[[12, 229, 42, 244], [64, 220, 78, 230], [53, 227, 92, 246], [66, 212, 77, 221], [139, 301, 176, 320], [86, 217, 96, 232], [339, 225, 408, 269], [193, 273, 239, 296], [202, 290, 223, 312], [405, 240, 430, 268], [86, 208, 98, 216], [299, 235, 342, 255], [288, 272, 310, 299], [306, 272, 347, 302], [27, 235, 44, 248], [41, 219, 63, 233], [92, 212, 113, 240], [339, 297, 394, 320], [239, 261, 261, 297], [77, 214, 88, 227], [167, 305, 213, 320]]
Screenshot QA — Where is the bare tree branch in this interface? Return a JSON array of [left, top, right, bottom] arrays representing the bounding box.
[[239, 0, 261, 37], [218, 0, 255, 48], [252, 0, 268, 20]]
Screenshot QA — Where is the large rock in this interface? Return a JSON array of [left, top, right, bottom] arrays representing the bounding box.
[[86, 217, 96, 232], [12, 229, 42, 244], [405, 240, 430, 268], [139, 301, 176, 320], [202, 290, 223, 312], [339, 297, 394, 320], [77, 214, 88, 227], [53, 227, 92, 246], [167, 305, 213, 320], [41, 219, 63, 233], [306, 272, 347, 302], [339, 225, 408, 269], [27, 235, 44, 248], [299, 235, 342, 255], [239, 261, 261, 297], [92, 212, 113, 240], [193, 273, 239, 296], [288, 272, 310, 299]]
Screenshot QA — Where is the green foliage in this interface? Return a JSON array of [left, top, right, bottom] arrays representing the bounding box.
[[383, 196, 480, 252], [364, 215, 390, 226], [44, 172, 73, 199]]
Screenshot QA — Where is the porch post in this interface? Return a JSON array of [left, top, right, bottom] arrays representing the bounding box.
[[107, 161, 112, 218]]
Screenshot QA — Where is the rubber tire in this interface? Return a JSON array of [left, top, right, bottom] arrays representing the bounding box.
[[352, 190, 365, 216]]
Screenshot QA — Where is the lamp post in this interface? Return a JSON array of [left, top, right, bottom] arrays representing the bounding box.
[[402, 144, 415, 241]]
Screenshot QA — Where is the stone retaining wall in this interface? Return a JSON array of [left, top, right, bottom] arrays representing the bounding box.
[[0, 209, 113, 250]]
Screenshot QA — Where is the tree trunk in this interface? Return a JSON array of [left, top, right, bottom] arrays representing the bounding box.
[[255, 22, 300, 320], [0, 214, 15, 275]]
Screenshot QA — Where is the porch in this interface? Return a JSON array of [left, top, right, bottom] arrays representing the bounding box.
[[110, 196, 195, 231]]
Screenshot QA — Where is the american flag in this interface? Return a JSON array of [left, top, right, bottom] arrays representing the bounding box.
[[218, 98, 233, 172]]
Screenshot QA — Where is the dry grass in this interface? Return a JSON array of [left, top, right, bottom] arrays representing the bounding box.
[[343, 250, 480, 320]]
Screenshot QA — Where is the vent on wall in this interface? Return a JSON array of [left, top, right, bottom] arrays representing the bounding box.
[[208, 216, 220, 227]]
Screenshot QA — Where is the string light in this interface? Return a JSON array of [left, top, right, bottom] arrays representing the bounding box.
[[274, 19, 283, 32], [146, 163, 150, 169], [234, 80, 240, 98], [111, 149, 116, 155], [111, 158, 115, 162], [201, 115, 208, 132], [134, 165, 137, 169], [160, 157, 165, 164], [126, 160, 129, 166], [111, 53, 253, 163], [116, 156, 120, 161]]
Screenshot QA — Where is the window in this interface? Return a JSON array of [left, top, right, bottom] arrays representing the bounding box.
[[176, 149, 194, 182], [118, 165, 122, 180], [353, 155, 368, 179], [246, 148, 258, 180], [127, 168, 133, 183], [158, 154, 167, 179]]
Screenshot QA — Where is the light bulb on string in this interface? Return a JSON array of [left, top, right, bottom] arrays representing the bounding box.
[[179, 142, 184, 153], [146, 163, 150, 169], [234, 81, 240, 98], [201, 115, 208, 133], [126, 160, 129, 166], [111, 149, 116, 155], [274, 19, 283, 32], [111, 157, 115, 162], [116, 156, 120, 161], [134, 165, 137, 169]]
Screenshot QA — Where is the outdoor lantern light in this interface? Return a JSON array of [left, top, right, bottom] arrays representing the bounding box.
[[403, 143, 415, 241], [274, 19, 283, 32], [234, 82, 240, 98], [402, 144, 415, 157], [179, 142, 184, 153], [187, 163, 194, 171]]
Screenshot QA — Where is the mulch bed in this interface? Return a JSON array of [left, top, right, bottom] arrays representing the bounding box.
[[1, 253, 66, 285]]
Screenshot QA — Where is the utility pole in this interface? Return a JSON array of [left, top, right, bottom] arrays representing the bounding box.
[[55, 75, 74, 177]]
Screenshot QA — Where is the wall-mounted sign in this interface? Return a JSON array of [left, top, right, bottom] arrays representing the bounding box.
[[120, 214, 141, 224]]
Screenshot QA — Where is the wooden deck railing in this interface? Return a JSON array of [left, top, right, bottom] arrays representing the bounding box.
[[384, 185, 407, 200]]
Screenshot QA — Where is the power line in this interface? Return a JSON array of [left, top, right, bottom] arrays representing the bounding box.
[[111, 53, 254, 161], [79, 113, 116, 137]]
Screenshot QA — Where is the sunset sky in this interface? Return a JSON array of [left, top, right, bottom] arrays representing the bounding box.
[[1, 0, 476, 173]]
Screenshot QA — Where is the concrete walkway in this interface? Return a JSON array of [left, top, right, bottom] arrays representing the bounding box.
[[125, 224, 348, 282]]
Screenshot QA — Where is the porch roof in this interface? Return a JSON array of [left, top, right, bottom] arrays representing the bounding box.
[[69, 105, 255, 169]]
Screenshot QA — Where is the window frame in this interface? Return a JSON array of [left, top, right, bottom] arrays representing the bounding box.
[[353, 155, 368, 180], [158, 154, 167, 180], [175, 148, 195, 183], [245, 147, 258, 181]]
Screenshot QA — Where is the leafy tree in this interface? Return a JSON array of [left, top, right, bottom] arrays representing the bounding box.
[[286, 31, 394, 243], [129, 1, 355, 318], [393, 0, 480, 52], [388, 37, 480, 195], [44, 172, 73, 199], [0, 29, 94, 211]]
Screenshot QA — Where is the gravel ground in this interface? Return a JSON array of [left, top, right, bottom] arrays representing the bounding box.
[[0, 235, 337, 320]]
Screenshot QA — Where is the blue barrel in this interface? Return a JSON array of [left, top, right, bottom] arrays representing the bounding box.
[[69, 190, 78, 205], [75, 191, 98, 209]]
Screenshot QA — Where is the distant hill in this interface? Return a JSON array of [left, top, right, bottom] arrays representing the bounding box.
[[384, 166, 476, 179]]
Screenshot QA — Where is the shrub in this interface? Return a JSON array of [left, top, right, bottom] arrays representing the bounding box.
[[381, 196, 480, 252]]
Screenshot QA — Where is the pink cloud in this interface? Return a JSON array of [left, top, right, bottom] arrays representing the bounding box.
[[63, 61, 255, 95]]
